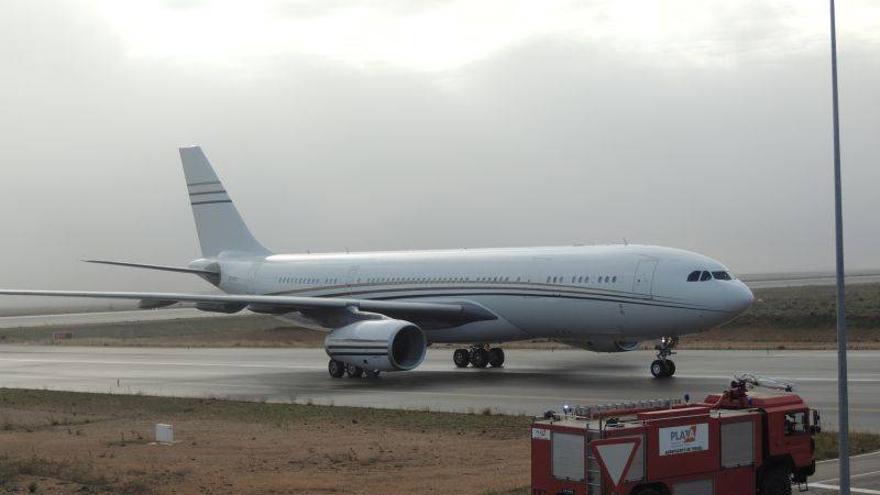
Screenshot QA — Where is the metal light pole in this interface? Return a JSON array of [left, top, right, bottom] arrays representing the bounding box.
[[828, 1, 850, 494]]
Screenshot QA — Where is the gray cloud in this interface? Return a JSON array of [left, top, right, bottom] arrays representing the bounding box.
[[0, 1, 877, 313]]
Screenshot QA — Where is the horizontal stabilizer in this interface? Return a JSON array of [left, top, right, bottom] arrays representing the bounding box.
[[84, 259, 216, 275], [84, 259, 220, 285]]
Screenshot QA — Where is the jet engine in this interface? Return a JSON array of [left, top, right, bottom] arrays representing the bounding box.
[[580, 339, 641, 353], [325, 319, 427, 372]]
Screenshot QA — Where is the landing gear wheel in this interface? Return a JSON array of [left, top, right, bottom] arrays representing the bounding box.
[[328, 359, 345, 378], [470, 348, 489, 368], [650, 359, 676, 378], [650, 360, 666, 378], [651, 336, 679, 378], [760, 465, 792, 495], [345, 364, 364, 378], [488, 348, 505, 368], [453, 349, 470, 368], [365, 369, 381, 379]]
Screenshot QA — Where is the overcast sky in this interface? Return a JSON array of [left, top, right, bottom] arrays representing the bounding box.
[[0, 1, 878, 312]]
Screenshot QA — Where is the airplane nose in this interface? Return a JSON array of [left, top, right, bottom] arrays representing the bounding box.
[[730, 282, 754, 313]]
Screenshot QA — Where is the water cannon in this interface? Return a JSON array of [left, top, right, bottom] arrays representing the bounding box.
[[734, 373, 795, 392]]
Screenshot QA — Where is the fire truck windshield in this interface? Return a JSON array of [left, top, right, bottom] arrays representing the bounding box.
[[785, 412, 807, 435]]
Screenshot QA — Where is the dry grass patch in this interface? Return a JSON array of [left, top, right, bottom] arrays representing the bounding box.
[[0, 389, 531, 494], [814, 431, 880, 461]]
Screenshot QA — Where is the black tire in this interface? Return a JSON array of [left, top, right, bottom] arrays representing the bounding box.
[[488, 348, 505, 368], [470, 348, 489, 368], [664, 360, 676, 377], [650, 359, 667, 378], [346, 364, 364, 378], [365, 370, 381, 379], [633, 488, 662, 495], [760, 465, 792, 495], [453, 349, 470, 368], [328, 360, 345, 378]]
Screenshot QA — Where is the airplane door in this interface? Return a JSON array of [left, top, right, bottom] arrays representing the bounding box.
[[632, 259, 658, 296], [345, 265, 360, 292]]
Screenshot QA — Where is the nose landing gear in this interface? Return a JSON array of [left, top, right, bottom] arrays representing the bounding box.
[[651, 336, 678, 378]]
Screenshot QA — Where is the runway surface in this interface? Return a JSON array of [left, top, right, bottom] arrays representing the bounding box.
[[740, 271, 880, 289], [808, 450, 880, 495], [0, 346, 876, 433]]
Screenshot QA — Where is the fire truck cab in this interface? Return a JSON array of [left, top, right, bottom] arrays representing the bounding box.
[[531, 380, 819, 495]]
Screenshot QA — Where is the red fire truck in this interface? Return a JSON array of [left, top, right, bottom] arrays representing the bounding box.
[[531, 376, 820, 495]]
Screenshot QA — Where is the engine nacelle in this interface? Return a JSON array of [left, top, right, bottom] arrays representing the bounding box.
[[582, 339, 641, 353], [325, 319, 427, 372]]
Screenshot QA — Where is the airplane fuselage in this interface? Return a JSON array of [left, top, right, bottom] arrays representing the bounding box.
[[220, 244, 754, 347]]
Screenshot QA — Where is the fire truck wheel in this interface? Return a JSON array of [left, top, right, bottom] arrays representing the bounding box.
[[488, 348, 505, 367], [453, 349, 471, 368], [471, 348, 490, 368], [328, 359, 345, 378], [345, 364, 364, 378], [633, 487, 663, 495], [760, 465, 792, 495]]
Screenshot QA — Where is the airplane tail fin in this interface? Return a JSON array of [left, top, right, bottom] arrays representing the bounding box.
[[179, 146, 271, 258]]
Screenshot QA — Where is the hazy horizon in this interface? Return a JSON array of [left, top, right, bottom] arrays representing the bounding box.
[[1, 1, 878, 312]]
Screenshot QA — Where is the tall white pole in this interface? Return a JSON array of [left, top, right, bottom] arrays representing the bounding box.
[[828, 1, 850, 494]]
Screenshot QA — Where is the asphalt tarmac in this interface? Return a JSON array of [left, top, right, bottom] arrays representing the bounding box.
[[0, 346, 876, 433], [808, 450, 880, 495]]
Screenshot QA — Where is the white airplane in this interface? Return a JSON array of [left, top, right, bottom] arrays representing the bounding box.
[[0, 147, 754, 379]]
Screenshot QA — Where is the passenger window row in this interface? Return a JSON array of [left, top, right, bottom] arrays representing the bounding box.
[[279, 274, 624, 287], [357, 276, 524, 284], [546, 275, 617, 284], [686, 270, 732, 282], [278, 277, 339, 285]]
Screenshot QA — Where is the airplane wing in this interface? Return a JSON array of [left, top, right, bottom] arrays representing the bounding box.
[[0, 289, 496, 329]]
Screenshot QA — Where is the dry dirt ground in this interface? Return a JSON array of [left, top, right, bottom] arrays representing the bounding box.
[[0, 390, 531, 495], [1, 391, 877, 495], [1, 284, 878, 350]]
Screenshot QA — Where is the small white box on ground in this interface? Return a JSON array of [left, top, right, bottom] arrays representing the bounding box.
[[155, 423, 174, 444]]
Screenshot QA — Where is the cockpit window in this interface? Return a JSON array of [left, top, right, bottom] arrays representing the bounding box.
[[700, 270, 712, 281], [712, 271, 732, 281], [687, 270, 701, 282]]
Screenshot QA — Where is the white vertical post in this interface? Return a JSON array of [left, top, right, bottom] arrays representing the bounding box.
[[828, 1, 849, 495]]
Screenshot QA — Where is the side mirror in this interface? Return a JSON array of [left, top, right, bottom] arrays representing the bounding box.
[[812, 410, 821, 432]]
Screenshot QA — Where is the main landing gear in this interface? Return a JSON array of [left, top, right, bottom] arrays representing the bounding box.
[[650, 336, 678, 378], [453, 345, 505, 369], [327, 360, 379, 379]]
